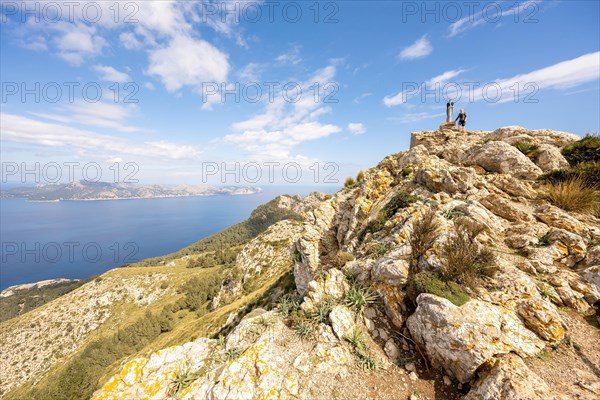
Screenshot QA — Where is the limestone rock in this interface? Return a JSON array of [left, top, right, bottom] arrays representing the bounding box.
[[516, 298, 565, 342], [535, 144, 570, 172], [464, 353, 567, 400], [371, 251, 409, 287], [465, 141, 543, 180], [406, 294, 544, 383], [328, 305, 355, 340]]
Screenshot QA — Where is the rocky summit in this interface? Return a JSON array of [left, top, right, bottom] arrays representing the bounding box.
[[3, 126, 599, 400]]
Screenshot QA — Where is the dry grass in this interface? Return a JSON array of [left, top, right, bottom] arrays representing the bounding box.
[[439, 218, 498, 289], [541, 177, 599, 215], [408, 207, 441, 274]]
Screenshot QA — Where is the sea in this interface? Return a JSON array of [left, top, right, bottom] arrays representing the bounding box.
[[0, 186, 339, 291]]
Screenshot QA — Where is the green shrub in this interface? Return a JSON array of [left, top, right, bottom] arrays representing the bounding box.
[[344, 177, 357, 188], [293, 248, 302, 263], [400, 167, 413, 177], [335, 251, 355, 268], [513, 141, 539, 159], [562, 134, 600, 166], [295, 321, 313, 340], [383, 191, 419, 218], [344, 283, 378, 314], [538, 162, 600, 187], [277, 294, 301, 317], [309, 297, 335, 324], [364, 241, 389, 259], [407, 272, 470, 306], [357, 212, 387, 242], [357, 170, 365, 183], [439, 218, 498, 289], [180, 275, 222, 312]]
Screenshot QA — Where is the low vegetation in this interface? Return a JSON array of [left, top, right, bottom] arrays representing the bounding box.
[[439, 218, 498, 289], [0, 280, 86, 323], [561, 134, 599, 166], [538, 161, 600, 187], [407, 272, 470, 306], [513, 141, 539, 159], [344, 282, 378, 314], [344, 328, 379, 371], [541, 177, 599, 215], [383, 191, 419, 219], [408, 208, 441, 274]]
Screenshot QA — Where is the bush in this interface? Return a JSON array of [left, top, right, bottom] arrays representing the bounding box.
[[562, 134, 600, 166], [364, 241, 389, 259], [439, 218, 498, 289], [357, 170, 365, 182], [344, 283, 378, 314], [383, 191, 419, 219], [309, 297, 334, 324], [277, 294, 301, 317], [541, 177, 599, 215], [538, 162, 600, 187], [344, 177, 357, 188], [335, 251, 355, 268], [407, 272, 470, 306], [513, 141, 539, 159], [180, 275, 222, 312], [408, 208, 441, 273], [357, 212, 387, 242]]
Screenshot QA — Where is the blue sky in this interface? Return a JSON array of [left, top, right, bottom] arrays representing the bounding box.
[[1, 0, 599, 185]]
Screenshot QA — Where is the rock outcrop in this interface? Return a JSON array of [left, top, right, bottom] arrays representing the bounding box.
[[77, 126, 600, 400]]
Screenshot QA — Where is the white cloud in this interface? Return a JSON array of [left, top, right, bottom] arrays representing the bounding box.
[[1, 113, 200, 161], [353, 92, 372, 104], [237, 63, 262, 82], [147, 34, 230, 92], [399, 35, 432, 60], [224, 64, 341, 160], [276, 44, 302, 65], [448, 0, 541, 37], [144, 82, 156, 90], [388, 112, 445, 124], [383, 52, 600, 107], [93, 65, 131, 83], [119, 32, 143, 50], [31, 101, 143, 133], [347, 123, 366, 135], [384, 68, 465, 107], [53, 22, 107, 65], [471, 51, 600, 103]]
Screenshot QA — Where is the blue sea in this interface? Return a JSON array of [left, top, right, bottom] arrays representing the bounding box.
[[0, 186, 338, 290]]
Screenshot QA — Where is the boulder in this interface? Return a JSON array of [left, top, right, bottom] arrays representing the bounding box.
[[516, 298, 565, 342], [406, 294, 544, 383], [535, 144, 570, 172], [466, 141, 543, 179], [464, 353, 567, 400], [328, 305, 355, 340]]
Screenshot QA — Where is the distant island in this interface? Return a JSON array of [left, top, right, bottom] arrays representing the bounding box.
[[0, 180, 261, 202]]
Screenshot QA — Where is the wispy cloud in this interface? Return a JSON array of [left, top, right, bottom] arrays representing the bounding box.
[[347, 123, 366, 135], [448, 0, 542, 37], [399, 35, 432, 60], [276, 44, 302, 65], [387, 112, 445, 124], [31, 101, 145, 133], [1, 113, 201, 161], [383, 69, 465, 107], [93, 65, 131, 83], [224, 64, 341, 161]]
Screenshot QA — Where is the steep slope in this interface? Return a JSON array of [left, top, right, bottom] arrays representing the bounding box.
[[1, 194, 325, 399], [94, 126, 599, 400]]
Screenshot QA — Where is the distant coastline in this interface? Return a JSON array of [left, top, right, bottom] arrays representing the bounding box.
[[1, 181, 262, 202]]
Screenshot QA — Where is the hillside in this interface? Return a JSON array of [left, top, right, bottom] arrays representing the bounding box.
[[3, 126, 599, 400]]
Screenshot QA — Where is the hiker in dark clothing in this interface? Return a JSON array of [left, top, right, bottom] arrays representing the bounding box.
[[455, 108, 467, 132], [446, 99, 454, 122]]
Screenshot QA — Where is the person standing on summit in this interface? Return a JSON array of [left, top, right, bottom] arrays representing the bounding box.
[[446, 99, 454, 122], [455, 108, 467, 132]]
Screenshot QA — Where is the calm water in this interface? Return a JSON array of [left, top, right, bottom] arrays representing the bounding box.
[[0, 186, 338, 290]]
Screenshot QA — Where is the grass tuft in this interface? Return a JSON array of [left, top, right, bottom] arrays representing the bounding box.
[[541, 177, 599, 215]]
